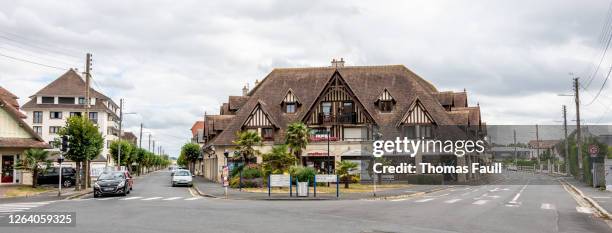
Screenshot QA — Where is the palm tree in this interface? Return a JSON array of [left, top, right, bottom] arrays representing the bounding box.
[[286, 122, 310, 165], [336, 160, 358, 188], [233, 131, 262, 165], [15, 149, 51, 188]]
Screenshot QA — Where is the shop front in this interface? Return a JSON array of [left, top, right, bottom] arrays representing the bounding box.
[[1, 154, 16, 183], [304, 150, 335, 174]]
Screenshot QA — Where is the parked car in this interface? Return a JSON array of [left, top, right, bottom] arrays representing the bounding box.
[[93, 171, 131, 197], [37, 167, 76, 187], [171, 169, 194, 187]]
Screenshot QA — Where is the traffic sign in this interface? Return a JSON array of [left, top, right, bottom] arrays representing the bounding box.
[[589, 145, 599, 157]]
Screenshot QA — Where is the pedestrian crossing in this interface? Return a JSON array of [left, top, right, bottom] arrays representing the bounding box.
[[0, 201, 55, 215], [80, 196, 204, 202]]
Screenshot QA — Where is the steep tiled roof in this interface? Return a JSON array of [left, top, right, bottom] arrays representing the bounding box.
[[207, 65, 483, 145], [0, 96, 49, 149], [0, 86, 26, 118]]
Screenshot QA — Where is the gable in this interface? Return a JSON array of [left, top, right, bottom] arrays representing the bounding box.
[[0, 106, 33, 138], [282, 89, 300, 103], [399, 100, 435, 125], [243, 103, 276, 128], [377, 89, 395, 102]]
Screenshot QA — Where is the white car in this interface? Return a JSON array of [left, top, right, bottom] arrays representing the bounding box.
[[171, 170, 194, 187]]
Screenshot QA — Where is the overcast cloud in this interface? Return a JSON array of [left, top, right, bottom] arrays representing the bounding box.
[[1, 0, 611, 156]]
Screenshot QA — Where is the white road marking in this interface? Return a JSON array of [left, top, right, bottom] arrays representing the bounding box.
[[473, 200, 488, 205], [415, 198, 435, 203], [120, 196, 143, 200], [97, 197, 115, 200], [505, 204, 519, 207], [0, 201, 53, 214], [592, 196, 612, 199], [445, 199, 462, 203], [163, 197, 183, 201], [142, 197, 162, 201], [576, 206, 594, 214], [185, 197, 202, 201], [390, 198, 408, 202], [508, 182, 529, 206], [541, 203, 555, 210]]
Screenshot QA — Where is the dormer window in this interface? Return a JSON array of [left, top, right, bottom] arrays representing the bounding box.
[[41, 96, 54, 104], [376, 89, 395, 112], [79, 97, 86, 105], [281, 89, 300, 114]]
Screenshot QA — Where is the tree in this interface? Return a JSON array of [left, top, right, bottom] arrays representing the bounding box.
[[177, 152, 188, 167], [180, 143, 200, 173], [233, 131, 262, 165], [286, 122, 310, 165], [15, 149, 51, 188], [132, 148, 147, 175], [262, 144, 296, 175], [110, 140, 134, 170], [59, 116, 104, 190], [336, 160, 358, 188]]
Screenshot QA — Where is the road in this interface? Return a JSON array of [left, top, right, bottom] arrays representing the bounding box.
[[0, 170, 610, 233]]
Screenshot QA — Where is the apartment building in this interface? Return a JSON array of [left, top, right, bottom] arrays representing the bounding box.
[[21, 69, 120, 165], [202, 59, 486, 183]]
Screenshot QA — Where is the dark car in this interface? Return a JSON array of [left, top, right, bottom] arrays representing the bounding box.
[[37, 167, 76, 187], [93, 171, 131, 197]]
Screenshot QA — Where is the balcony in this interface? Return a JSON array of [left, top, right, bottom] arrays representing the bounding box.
[[317, 112, 356, 125]]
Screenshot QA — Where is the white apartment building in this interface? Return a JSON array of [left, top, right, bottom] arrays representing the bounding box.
[[21, 69, 120, 165]]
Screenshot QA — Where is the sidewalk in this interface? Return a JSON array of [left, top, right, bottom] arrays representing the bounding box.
[[563, 177, 612, 219], [192, 176, 450, 200]]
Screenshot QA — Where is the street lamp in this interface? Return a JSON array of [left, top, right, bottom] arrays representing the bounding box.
[[117, 109, 137, 171]]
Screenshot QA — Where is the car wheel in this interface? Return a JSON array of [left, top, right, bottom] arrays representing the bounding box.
[[63, 179, 72, 187], [94, 193, 99, 198], [121, 187, 127, 196]]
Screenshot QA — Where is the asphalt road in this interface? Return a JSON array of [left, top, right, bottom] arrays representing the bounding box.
[[1, 170, 611, 233]]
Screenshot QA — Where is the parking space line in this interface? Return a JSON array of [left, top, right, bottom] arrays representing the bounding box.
[[142, 197, 162, 201], [120, 196, 143, 200]]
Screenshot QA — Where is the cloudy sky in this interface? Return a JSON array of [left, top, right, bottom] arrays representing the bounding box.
[[1, 0, 611, 155]]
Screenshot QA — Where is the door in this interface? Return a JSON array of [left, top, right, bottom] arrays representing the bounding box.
[[1, 155, 14, 183]]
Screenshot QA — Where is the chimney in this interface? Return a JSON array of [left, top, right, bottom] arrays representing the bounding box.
[[254, 79, 260, 86], [242, 84, 249, 96], [331, 58, 345, 68]]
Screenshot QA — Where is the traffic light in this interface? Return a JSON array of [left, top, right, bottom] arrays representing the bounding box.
[[61, 136, 69, 152]]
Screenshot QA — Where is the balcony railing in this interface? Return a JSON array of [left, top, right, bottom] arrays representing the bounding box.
[[317, 112, 357, 124]]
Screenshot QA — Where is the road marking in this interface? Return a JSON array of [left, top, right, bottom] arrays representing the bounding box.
[[576, 206, 594, 214], [541, 203, 555, 210], [445, 199, 462, 203], [473, 200, 488, 205], [592, 196, 612, 199], [508, 181, 529, 206], [163, 197, 183, 201], [185, 197, 202, 201], [142, 197, 162, 201], [415, 198, 435, 203], [0, 201, 53, 214], [120, 196, 143, 200], [97, 197, 115, 200]]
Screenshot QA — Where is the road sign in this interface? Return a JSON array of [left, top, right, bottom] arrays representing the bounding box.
[[269, 174, 291, 187], [315, 174, 337, 183], [589, 145, 599, 157], [222, 166, 229, 187]]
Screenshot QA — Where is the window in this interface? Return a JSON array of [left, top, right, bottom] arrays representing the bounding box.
[[78, 97, 86, 105], [262, 128, 274, 141], [33, 126, 42, 136], [49, 126, 61, 134], [41, 97, 54, 104], [70, 112, 82, 118], [58, 97, 74, 104], [285, 103, 296, 113], [380, 101, 393, 112], [89, 112, 98, 124], [50, 111, 62, 119], [419, 125, 433, 139], [321, 102, 332, 116], [403, 126, 416, 139], [33, 111, 43, 124]]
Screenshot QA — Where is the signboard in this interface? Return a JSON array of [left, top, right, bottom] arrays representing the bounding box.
[[589, 145, 599, 158], [222, 166, 229, 187], [269, 174, 291, 187], [315, 174, 337, 183]]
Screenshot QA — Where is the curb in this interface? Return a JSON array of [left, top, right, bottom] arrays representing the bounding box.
[[561, 180, 612, 220], [191, 185, 219, 199], [362, 186, 451, 201], [64, 190, 93, 200]]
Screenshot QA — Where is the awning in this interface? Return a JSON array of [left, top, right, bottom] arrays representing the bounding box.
[[304, 150, 333, 157]]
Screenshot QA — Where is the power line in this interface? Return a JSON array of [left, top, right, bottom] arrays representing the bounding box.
[[585, 66, 612, 106], [0, 52, 68, 70], [0, 32, 82, 60], [0, 45, 77, 68], [584, 1, 612, 89]]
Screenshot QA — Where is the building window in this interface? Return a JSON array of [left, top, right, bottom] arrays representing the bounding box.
[[285, 103, 296, 113], [70, 112, 82, 118], [78, 97, 86, 105], [321, 102, 332, 116], [262, 128, 274, 141], [50, 111, 62, 119], [419, 125, 433, 139], [33, 126, 42, 136], [49, 126, 61, 134], [380, 101, 393, 112], [33, 111, 43, 124], [58, 97, 74, 104], [403, 126, 416, 138], [89, 112, 98, 124], [41, 97, 54, 104]]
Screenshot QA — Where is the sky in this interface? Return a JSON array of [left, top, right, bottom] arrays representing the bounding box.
[[1, 0, 612, 156]]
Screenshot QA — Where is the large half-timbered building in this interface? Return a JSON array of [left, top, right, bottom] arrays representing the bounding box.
[[201, 59, 486, 183]]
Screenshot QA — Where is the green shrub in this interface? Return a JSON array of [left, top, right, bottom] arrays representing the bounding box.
[[229, 176, 262, 188], [289, 166, 316, 184], [241, 167, 262, 179]]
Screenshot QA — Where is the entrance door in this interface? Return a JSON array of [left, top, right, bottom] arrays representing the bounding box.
[[1, 155, 14, 183]]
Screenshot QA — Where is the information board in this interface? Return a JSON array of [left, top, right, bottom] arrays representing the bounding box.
[[316, 174, 337, 183], [270, 174, 291, 187]]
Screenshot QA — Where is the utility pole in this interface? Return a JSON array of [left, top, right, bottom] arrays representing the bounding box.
[[535, 124, 540, 162], [153, 140, 156, 155], [84, 53, 92, 189], [118, 98, 123, 170], [563, 105, 570, 175], [139, 123, 143, 149], [574, 77, 583, 180], [148, 134, 151, 152], [513, 129, 517, 169]]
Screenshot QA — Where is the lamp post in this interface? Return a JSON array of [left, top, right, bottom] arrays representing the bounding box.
[[116, 100, 137, 171], [326, 126, 331, 175], [57, 155, 64, 197], [223, 150, 230, 198]]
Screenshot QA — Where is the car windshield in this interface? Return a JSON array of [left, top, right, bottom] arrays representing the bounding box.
[[174, 170, 190, 176], [98, 172, 125, 180]]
